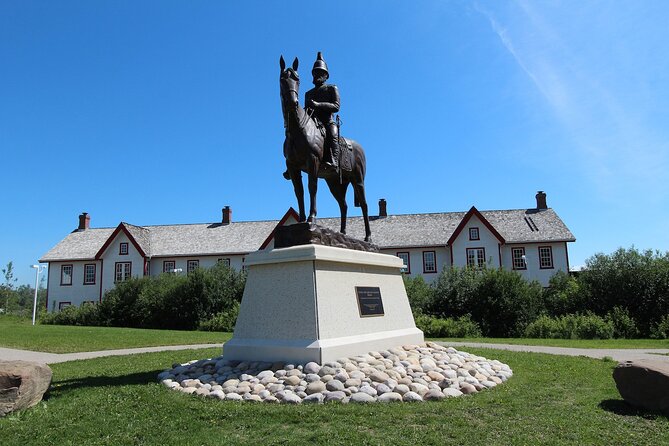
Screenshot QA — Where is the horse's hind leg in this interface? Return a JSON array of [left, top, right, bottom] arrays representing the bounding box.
[[326, 178, 349, 234], [352, 182, 371, 242], [288, 164, 306, 222]]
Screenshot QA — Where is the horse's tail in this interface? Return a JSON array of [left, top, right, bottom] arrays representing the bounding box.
[[349, 139, 366, 208]]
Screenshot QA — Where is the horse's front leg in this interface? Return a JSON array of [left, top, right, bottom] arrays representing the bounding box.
[[307, 156, 319, 223], [288, 164, 306, 222]]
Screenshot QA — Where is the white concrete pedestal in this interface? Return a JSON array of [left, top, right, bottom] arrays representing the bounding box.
[[223, 244, 424, 364]]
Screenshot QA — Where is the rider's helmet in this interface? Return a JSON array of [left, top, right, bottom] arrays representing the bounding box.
[[312, 52, 329, 79]]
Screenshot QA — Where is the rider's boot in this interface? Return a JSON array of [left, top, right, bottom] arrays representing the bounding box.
[[331, 137, 340, 170]]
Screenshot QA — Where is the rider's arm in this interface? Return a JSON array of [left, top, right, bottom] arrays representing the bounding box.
[[315, 85, 340, 113]]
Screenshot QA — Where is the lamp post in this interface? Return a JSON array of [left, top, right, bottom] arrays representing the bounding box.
[[30, 264, 46, 326]]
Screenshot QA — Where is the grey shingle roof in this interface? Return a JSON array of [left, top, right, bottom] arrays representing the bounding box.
[[146, 221, 278, 257], [315, 213, 467, 247], [315, 208, 574, 247], [40, 228, 116, 261], [122, 223, 151, 255], [39, 208, 574, 262], [482, 208, 575, 243]]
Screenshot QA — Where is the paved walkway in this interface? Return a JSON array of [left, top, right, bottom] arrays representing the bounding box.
[[0, 344, 222, 364], [2, 342, 668, 365], [437, 341, 669, 363]]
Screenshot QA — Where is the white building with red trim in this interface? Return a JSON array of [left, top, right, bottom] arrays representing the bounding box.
[[40, 191, 575, 312]]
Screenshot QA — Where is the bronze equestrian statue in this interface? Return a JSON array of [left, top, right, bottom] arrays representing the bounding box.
[[279, 54, 372, 242]]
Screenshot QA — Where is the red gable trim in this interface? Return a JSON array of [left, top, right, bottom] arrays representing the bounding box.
[[447, 206, 505, 246], [95, 223, 147, 259], [259, 207, 300, 250]]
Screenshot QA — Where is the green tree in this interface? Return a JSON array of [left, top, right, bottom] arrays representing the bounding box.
[[578, 247, 669, 336], [1, 261, 17, 314]]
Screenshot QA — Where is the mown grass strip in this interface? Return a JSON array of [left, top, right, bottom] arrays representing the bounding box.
[[0, 318, 230, 353], [0, 348, 667, 445]]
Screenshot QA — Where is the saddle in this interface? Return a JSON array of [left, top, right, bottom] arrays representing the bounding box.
[[338, 137, 353, 172]]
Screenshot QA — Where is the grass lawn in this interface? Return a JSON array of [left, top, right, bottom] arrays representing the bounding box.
[[0, 317, 231, 353], [434, 337, 669, 349], [0, 347, 667, 445], [2, 316, 667, 354]]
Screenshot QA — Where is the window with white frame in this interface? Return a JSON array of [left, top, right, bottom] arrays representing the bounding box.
[[539, 246, 554, 269], [60, 264, 73, 286], [512, 248, 526, 270], [469, 227, 480, 240], [466, 248, 486, 268], [218, 258, 231, 267], [115, 262, 132, 282], [397, 252, 410, 273], [187, 260, 199, 274], [163, 261, 176, 273], [423, 251, 437, 273], [119, 242, 129, 255], [84, 264, 96, 285], [58, 301, 71, 310]]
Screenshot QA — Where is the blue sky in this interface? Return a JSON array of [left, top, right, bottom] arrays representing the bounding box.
[[2, 1, 668, 285]]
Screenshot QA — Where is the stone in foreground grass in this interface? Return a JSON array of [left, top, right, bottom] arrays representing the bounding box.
[[158, 342, 512, 403]]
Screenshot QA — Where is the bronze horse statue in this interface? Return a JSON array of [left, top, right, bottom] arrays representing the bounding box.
[[279, 56, 372, 242]]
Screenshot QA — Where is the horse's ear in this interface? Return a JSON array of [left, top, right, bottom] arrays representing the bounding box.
[[292, 57, 299, 71], [280, 55, 286, 71]]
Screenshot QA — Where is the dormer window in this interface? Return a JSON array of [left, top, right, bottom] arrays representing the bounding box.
[[469, 227, 480, 240], [119, 242, 129, 255]]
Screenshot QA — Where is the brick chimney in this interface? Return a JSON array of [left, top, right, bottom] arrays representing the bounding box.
[[378, 198, 387, 218], [78, 212, 90, 230], [222, 206, 232, 225], [536, 191, 547, 210]]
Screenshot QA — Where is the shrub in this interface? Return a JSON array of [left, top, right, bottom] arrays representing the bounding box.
[[414, 314, 482, 338], [198, 301, 240, 332], [428, 267, 543, 337], [572, 313, 614, 339], [543, 271, 583, 316], [403, 275, 433, 316], [523, 315, 563, 339], [41, 303, 102, 326], [524, 313, 614, 339], [41, 305, 80, 325], [605, 306, 638, 339], [650, 314, 669, 339], [97, 277, 151, 327], [50, 263, 246, 330]]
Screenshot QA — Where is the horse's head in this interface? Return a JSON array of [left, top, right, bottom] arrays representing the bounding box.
[[279, 55, 300, 109]]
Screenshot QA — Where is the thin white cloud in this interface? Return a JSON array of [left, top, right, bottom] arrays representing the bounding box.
[[474, 1, 669, 202]]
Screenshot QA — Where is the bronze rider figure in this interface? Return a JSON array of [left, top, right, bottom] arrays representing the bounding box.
[[305, 52, 340, 171]]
